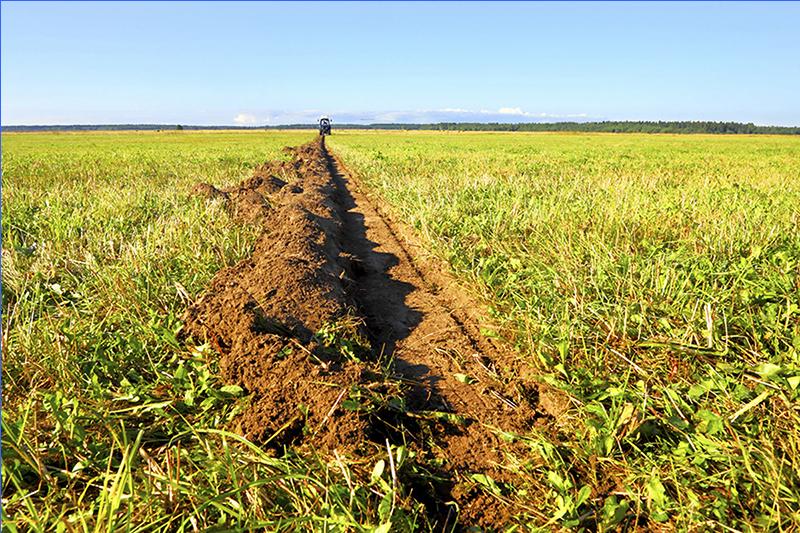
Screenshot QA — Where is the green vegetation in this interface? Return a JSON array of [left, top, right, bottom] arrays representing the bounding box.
[[2, 131, 423, 531], [329, 131, 800, 529], [4, 129, 800, 530]]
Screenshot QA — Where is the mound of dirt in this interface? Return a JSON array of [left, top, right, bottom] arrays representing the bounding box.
[[190, 182, 227, 200], [190, 156, 298, 222], [182, 142, 377, 451], [182, 138, 559, 528], [239, 175, 287, 195]]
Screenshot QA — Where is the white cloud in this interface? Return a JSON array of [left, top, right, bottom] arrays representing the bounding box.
[[494, 107, 589, 119], [223, 108, 593, 126], [233, 113, 258, 125], [409, 107, 592, 123]]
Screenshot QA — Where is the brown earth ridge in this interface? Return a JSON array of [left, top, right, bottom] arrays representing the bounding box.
[[183, 138, 566, 528]]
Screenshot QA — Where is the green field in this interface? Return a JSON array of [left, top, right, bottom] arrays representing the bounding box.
[[1, 131, 362, 531], [3, 130, 800, 530], [329, 131, 800, 528]]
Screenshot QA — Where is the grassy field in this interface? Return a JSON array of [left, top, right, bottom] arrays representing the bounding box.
[[2, 131, 418, 531], [329, 131, 800, 529], [3, 129, 800, 530]]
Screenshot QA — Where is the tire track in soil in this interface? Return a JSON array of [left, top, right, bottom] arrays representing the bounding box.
[[183, 138, 561, 529]]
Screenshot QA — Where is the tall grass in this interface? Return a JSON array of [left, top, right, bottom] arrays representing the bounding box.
[[329, 131, 800, 529], [1, 131, 422, 531]]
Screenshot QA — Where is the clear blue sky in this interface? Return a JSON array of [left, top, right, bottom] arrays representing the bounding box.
[[2, 1, 798, 126]]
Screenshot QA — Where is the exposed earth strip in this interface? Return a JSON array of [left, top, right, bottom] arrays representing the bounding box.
[[183, 138, 563, 527]]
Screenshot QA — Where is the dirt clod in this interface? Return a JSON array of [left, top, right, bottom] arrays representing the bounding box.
[[191, 182, 227, 200]]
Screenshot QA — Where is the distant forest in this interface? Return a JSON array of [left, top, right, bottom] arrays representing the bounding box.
[[4, 121, 799, 134]]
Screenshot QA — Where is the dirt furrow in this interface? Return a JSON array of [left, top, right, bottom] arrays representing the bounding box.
[[182, 138, 561, 527], [327, 148, 531, 427]]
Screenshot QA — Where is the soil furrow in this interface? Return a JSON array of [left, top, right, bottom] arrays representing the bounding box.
[[325, 144, 529, 420], [183, 138, 559, 527]]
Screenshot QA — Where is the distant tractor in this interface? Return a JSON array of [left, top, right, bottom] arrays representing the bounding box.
[[319, 116, 332, 136]]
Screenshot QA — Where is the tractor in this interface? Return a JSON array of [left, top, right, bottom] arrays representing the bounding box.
[[319, 116, 332, 136]]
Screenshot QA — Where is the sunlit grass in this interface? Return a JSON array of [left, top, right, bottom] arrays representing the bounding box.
[[4, 128, 799, 529], [329, 130, 800, 529], [1, 130, 422, 531]]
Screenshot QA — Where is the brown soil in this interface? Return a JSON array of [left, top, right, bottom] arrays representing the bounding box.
[[182, 138, 557, 529]]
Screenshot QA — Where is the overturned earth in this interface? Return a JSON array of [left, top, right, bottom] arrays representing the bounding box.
[[182, 138, 568, 528]]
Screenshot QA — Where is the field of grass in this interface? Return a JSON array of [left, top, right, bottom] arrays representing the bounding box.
[[3, 129, 800, 530], [2, 131, 425, 531], [329, 131, 800, 529]]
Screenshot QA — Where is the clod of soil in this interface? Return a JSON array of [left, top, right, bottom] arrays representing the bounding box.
[[190, 182, 227, 201]]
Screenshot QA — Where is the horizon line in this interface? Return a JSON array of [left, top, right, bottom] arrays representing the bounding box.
[[4, 119, 800, 129]]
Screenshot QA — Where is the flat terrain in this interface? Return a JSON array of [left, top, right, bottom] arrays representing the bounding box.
[[3, 130, 800, 530], [329, 131, 800, 529]]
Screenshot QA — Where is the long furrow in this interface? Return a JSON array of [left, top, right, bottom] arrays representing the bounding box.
[[183, 138, 560, 527]]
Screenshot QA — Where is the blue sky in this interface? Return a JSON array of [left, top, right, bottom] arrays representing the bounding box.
[[2, 1, 798, 126]]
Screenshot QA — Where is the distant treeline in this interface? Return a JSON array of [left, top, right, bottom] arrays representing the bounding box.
[[4, 121, 799, 134], [394, 121, 800, 134]]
